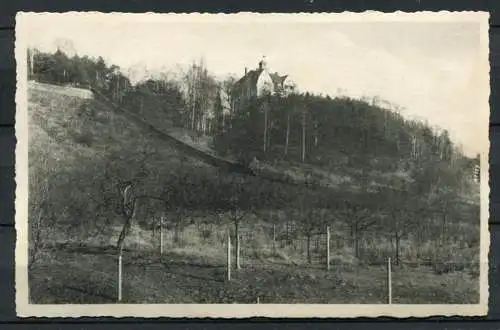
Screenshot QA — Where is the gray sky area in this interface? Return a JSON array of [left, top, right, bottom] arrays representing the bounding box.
[[22, 13, 489, 156]]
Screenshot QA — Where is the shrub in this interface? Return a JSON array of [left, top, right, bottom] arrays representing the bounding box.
[[72, 130, 93, 146]]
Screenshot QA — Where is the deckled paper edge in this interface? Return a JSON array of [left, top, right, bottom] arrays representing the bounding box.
[[14, 10, 491, 319]]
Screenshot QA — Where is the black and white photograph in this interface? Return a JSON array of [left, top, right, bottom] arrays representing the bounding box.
[[15, 12, 490, 318]]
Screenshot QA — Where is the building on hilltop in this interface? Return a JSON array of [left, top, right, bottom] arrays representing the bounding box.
[[231, 57, 289, 113]]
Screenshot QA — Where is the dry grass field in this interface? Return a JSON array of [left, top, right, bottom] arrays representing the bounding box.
[[29, 224, 479, 304]]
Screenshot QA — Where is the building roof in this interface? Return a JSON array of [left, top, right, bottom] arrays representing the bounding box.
[[269, 72, 288, 88], [232, 67, 288, 96], [233, 68, 264, 92]]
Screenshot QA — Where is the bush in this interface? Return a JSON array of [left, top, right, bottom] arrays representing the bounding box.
[[72, 130, 93, 146]]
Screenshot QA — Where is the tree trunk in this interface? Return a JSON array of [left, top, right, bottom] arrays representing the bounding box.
[[28, 209, 44, 270], [263, 101, 268, 153], [160, 216, 164, 255], [284, 112, 291, 156], [152, 218, 157, 240], [313, 122, 319, 148], [117, 216, 132, 254], [302, 107, 306, 163], [29, 50, 34, 78], [353, 223, 359, 258], [395, 231, 400, 265], [235, 220, 241, 270], [191, 79, 197, 131], [355, 237, 360, 259], [441, 212, 447, 246], [174, 221, 181, 244], [267, 122, 272, 153], [307, 234, 312, 264], [115, 79, 119, 101], [117, 198, 136, 254], [285, 221, 289, 246]]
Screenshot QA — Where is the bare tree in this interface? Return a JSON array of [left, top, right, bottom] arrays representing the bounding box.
[[28, 190, 49, 270], [283, 88, 297, 157], [227, 176, 248, 270], [222, 75, 237, 122], [263, 98, 269, 153], [116, 182, 137, 254], [182, 59, 219, 134], [383, 206, 411, 265], [28, 148, 53, 270], [301, 103, 307, 163], [340, 201, 378, 259]]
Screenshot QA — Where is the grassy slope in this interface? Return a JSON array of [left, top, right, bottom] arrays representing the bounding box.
[[28, 82, 479, 305], [29, 81, 215, 205]]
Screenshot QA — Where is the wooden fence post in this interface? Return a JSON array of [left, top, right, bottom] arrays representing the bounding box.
[[236, 233, 241, 270], [326, 225, 330, 271], [235, 222, 241, 270], [118, 253, 123, 302], [160, 216, 164, 255], [387, 257, 392, 304], [227, 233, 231, 281]]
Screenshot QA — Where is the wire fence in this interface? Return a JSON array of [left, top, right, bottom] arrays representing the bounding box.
[[112, 219, 480, 303]]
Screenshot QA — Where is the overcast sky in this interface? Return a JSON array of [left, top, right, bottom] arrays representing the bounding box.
[[20, 13, 489, 157]]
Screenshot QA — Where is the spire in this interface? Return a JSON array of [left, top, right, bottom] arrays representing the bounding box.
[[258, 55, 267, 70]]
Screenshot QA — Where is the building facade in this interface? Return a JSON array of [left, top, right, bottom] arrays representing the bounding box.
[[231, 58, 288, 113]]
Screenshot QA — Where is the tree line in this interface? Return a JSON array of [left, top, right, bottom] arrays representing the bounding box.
[[29, 48, 232, 136]]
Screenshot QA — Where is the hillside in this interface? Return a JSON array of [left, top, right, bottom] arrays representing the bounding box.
[[28, 81, 386, 196], [88, 85, 416, 196], [29, 81, 209, 237], [28, 49, 480, 201], [28, 81, 480, 305], [28, 81, 371, 238], [28, 80, 480, 229]]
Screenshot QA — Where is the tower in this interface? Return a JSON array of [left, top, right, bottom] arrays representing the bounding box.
[[258, 56, 267, 70]]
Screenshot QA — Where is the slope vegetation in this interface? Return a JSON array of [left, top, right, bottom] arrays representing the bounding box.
[[28, 81, 365, 240], [28, 82, 479, 305], [29, 81, 203, 235]]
